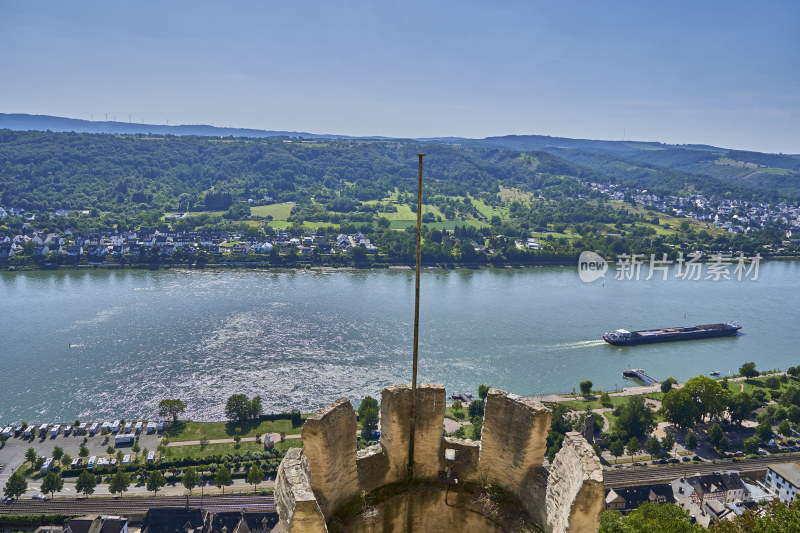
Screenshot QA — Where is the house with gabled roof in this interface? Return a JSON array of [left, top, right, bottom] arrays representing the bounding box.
[[605, 484, 674, 512]]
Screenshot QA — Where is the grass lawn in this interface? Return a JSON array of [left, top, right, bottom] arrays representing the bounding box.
[[558, 395, 630, 412], [723, 374, 799, 396], [251, 202, 295, 220], [163, 439, 303, 461], [273, 439, 304, 453], [167, 419, 306, 442], [444, 406, 469, 422]]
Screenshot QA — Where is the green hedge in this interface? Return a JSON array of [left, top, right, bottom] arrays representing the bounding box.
[[0, 515, 76, 526]]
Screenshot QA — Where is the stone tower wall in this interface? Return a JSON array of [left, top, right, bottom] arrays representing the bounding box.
[[274, 447, 328, 533], [479, 388, 551, 493], [301, 397, 360, 517], [379, 383, 446, 483], [544, 431, 604, 533]]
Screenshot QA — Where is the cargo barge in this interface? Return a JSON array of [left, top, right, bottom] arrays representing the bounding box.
[[603, 322, 741, 346]]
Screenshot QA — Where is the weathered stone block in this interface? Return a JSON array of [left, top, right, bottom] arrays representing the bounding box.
[[440, 437, 481, 483], [545, 432, 604, 533], [357, 444, 389, 493], [479, 388, 551, 493], [380, 383, 446, 482], [301, 397, 360, 516], [274, 447, 328, 533]]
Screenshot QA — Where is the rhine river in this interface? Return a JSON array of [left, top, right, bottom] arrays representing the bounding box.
[[1, 262, 798, 423]]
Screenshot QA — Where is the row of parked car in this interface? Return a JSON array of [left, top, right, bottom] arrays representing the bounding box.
[[1, 419, 165, 440]]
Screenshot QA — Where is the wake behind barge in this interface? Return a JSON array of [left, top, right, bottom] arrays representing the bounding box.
[[603, 322, 741, 346]]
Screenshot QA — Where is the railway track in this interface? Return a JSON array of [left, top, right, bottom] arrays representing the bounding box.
[[0, 494, 275, 516], [603, 455, 800, 488]]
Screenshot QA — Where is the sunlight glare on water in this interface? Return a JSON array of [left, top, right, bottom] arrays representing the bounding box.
[[1, 263, 798, 422]]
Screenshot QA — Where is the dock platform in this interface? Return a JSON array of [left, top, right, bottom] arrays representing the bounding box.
[[622, 369, 659, 386]]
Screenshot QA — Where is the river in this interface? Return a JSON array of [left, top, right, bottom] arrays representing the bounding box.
[[1, 262, 798, 422]]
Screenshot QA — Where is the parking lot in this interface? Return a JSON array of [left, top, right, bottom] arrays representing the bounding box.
[[0, 423, 164, 487]]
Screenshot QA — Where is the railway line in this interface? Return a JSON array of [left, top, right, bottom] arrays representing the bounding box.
[[603, 454, 800, 488], [0, 494, 275, 516]]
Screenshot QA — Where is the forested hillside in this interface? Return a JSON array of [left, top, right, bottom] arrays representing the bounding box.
[[459, 136, 800, 200], [0, 130, 602, 212], [0, 129, 795, 265]]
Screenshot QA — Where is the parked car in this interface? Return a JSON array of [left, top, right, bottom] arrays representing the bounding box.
[[32, 494, 46, 500]]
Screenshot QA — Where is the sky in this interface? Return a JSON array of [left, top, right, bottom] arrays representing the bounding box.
[[1, 1, 798, 153]]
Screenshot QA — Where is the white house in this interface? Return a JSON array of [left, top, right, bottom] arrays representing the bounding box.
[[766, 463, 800, 502]]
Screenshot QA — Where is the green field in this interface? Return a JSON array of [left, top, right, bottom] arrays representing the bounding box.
[[251, 202, 296, 220], [497, 186, 537, 203], [167, 419, 305, 442], [268, 220, 338, 231], [472, 197, 506, 220]]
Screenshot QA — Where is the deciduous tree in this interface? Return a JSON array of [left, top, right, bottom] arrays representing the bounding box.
[[580, 380, 593, 399], [684, 375, 730, 422], [685, 430, 698, 450], [645, 437, 661, 457], [76, 470, 97, 496], [609, 439, 624, 461], [109, 472, 130, 496], [147, 470, 167, 496], [707, 422, 725, 448], [626, 437, 641, 458], [158, 399, 187, 422], [25, 447, 37, 466], [246, 464, 264, 491], [660, 388, 701, 430], [3, 471, 27, 500], [616, 396, 655, 440], [41, 471, 63, 498], [215, 466, 232, 494], [740, 362, 759, 379], [182, 467, 199, 495], [728, 392, 755, 426]]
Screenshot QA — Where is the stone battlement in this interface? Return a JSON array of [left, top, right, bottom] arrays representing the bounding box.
[[274, 385, 603, 532]]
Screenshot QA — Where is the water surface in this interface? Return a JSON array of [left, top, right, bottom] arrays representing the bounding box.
[[1, 263, 797, 422]]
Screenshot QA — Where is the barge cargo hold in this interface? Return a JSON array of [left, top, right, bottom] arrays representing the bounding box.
[[603, 322, 741, 346]]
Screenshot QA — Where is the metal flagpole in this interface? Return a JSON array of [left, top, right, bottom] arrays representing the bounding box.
[[409, 153, 424, 475]]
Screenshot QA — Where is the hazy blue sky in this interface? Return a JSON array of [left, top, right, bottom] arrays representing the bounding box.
[[1, 1, 798, 153]]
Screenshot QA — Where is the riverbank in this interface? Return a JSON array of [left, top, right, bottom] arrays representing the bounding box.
[[4, 254, 797, 273]]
